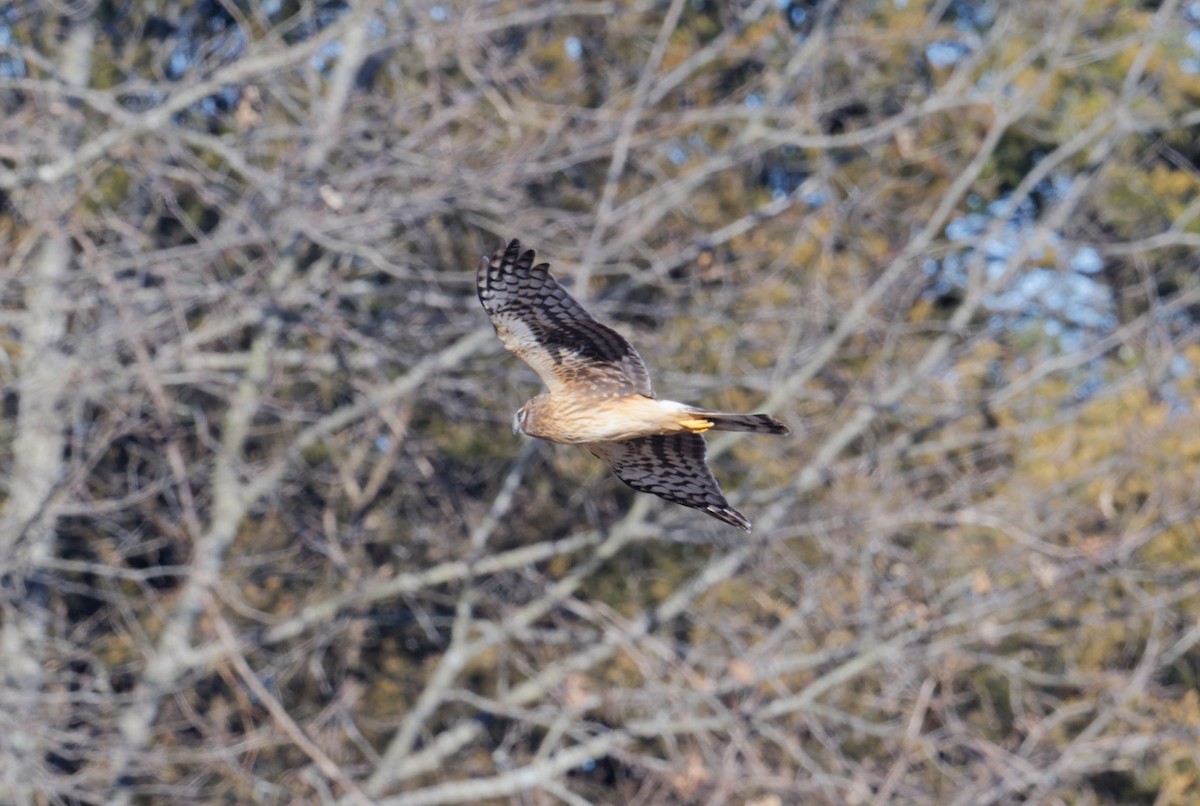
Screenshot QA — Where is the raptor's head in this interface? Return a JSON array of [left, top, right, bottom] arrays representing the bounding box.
[[512, 404, 529, 435]]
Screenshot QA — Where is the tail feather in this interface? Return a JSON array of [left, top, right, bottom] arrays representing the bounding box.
[[696, 410, 790, 436]]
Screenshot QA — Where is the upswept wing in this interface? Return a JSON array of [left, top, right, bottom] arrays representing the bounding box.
[[477, 239, 652, 398], [587, 433, 752, 531]]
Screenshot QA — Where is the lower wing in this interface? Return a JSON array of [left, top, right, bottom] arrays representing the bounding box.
[[586, 433, 751, 531]]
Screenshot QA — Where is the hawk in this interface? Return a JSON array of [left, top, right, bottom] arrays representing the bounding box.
[[477, 238, 790, 531]]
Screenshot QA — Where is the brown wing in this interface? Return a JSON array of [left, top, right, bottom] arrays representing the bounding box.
[[477, 239, 653, 398], [588, 434, 751, 531]]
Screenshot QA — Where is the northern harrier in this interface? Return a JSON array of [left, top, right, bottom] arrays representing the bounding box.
[[477, 239, 789, 531]]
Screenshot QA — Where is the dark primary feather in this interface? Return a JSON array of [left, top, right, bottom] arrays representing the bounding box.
[[588, 433, 752, 531], [477, 239, 653, 398]]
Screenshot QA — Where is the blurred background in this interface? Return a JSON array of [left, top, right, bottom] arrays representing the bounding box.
[[2, 1, 1200, 803]]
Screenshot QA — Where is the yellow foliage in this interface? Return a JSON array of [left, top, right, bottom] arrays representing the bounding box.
[[604, 647, 646, 689], [998, 360, 1200, 568], [1167, 68, 1200, 104], [1140, 522, 1200, 570], [908, 298, 934, 325], [1012, 66, 1049, 98], [1149, 164, 1200, 207]]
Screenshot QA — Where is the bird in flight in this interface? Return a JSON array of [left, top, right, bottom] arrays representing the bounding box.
[[477, 239, 789, 531]]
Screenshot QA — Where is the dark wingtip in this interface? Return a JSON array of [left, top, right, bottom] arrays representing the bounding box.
[[759, 414, 791, 436], [483, 238, 520, 262], [711, 505, 752, 532]]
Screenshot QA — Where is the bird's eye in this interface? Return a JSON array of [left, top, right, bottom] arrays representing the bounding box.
[[512, 409, 526, 434]]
